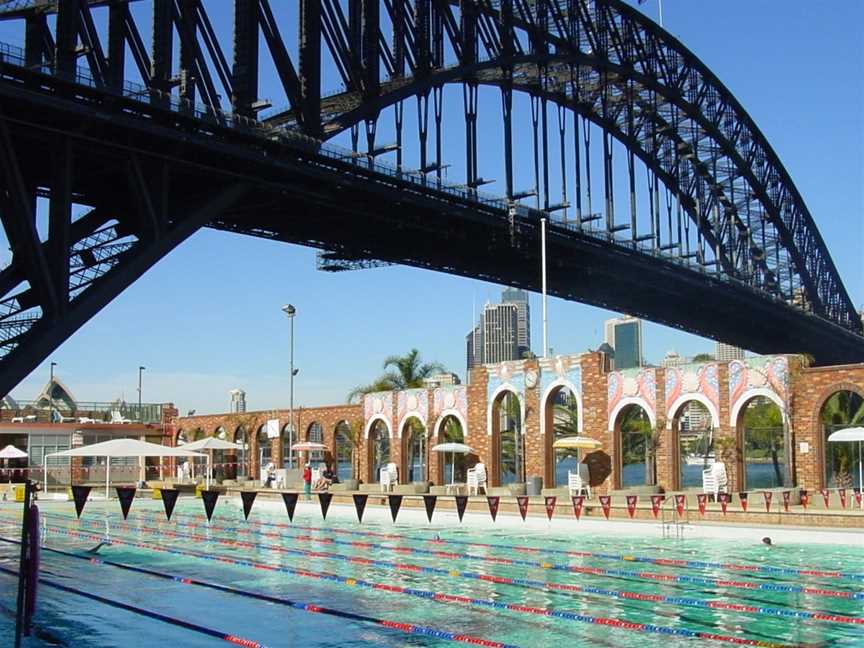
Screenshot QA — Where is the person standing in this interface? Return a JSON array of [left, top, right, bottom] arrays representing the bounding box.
[[303, 462, 312, 500]]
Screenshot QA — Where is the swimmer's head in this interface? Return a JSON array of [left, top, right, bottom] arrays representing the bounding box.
[[762, 537, 772, 546]]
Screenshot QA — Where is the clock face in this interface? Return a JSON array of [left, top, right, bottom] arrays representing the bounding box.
[[525, 370, 538, 388]]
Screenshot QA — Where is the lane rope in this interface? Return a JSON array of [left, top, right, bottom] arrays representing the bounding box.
[[0, 535, 516, 648], [36, 513, 862, 627], [6, 521, 807, 647]]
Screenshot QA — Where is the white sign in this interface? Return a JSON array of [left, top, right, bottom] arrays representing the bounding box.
[[799, 441, 810, 454], [72, 431, 83, 447], [266, 418, 280, 439]]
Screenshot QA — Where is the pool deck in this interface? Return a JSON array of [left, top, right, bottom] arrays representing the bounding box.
[[223, 487, 864, 536]]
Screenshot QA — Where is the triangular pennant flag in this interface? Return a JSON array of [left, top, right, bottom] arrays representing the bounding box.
[[799, 489, 808, 510], [650, 495, 663, 518], [696, 493, 707, 516], [838, 488, 847, 509], [240, 490, 257, 520], [455, 495, 468, 522], [675, 494, 686, 515], [115, 486, 136, 520], [719, 493, 729, 515], [782, 490, 791, 512], [625, 495, 637, 518], [571, 495, 584, 520], [318, 493, 333, 520], [853, 488, 862, 507], [738, 492, 748, 511], [161, 488, 179, 521], [388, 494, 403, 522], [544, 496, 557, 521], [423, 495, 437, 523], [487, 496, 500, 522], [762, 491, 773, 513], [71, 485, 91, 518], [820, 488, 830, 508], [201, 490, 219, 522], [516, 496, 529, 521], [353, 494, 368, 523], [599, 495, 611, 519], [281, 492, 299, 521]]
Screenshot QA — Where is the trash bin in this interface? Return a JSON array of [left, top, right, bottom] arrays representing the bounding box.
[[527, 476, 542, 496]]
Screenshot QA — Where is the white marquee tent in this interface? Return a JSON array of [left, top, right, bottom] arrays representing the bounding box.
[[45, 438, 206, 499]]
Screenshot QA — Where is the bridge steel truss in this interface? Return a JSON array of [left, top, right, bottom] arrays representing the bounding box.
[[0, 0, 860, 396]]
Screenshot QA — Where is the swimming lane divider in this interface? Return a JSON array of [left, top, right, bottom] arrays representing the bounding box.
[[0, 563, 268, 648], [10, 523, 819, 647], [165, 508, 864, 583], [0, 536, 516, 648], [46, 516, 864, 627], [50, 511, 862, 603]]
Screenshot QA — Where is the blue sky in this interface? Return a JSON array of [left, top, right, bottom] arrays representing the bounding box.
[[4, 1, 863, 414]]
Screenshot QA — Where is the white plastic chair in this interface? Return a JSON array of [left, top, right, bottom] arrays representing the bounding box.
[[568, 469, 591, 498], [380, 462, 398, 492], [702, 462, 728, 499], [466, 462, 487, 495]]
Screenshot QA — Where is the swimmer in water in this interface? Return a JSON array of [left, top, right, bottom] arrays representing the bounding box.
[[762, 537, 772, 546]]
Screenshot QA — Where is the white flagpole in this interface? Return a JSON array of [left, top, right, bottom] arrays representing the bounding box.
[[659, 0, 664, 28], [541, 216, 548, 357]]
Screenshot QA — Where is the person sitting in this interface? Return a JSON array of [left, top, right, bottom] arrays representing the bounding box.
[[313, 467, 333, 491], [264, 462, 276, 488]]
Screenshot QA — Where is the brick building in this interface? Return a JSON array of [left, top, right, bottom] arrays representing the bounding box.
[[174, 353, 864, 494]]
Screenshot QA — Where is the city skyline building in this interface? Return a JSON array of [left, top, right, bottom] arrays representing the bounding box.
[[483, 302, 520, 364], [501, 287, 531, 358], [423, 372, 461, 389], [466, 324, 483, 377], [662, 350, 692, 369], [604, 315, 643, 370], [715, 342, 746, 363], [229, 388, 247, 413]]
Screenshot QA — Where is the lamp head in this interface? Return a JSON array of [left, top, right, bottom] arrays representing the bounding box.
[[139, 365, 146, 371], [282, 304, 296, 317]]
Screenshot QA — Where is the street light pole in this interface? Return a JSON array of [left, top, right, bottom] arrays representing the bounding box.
[[282, 304, 296, 467], [49, 362, 56, 423], [137, 366, 146, 422]]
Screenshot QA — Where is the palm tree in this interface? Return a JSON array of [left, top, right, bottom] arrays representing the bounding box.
[[347, 349, 446, 402], [742, 397, 785, 485], [820, 391, 864, 486]]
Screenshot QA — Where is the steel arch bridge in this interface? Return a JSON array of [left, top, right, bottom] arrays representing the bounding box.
[[0, 0, 860, 396]]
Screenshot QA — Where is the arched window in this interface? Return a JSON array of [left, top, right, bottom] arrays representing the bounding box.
[[616, 404, 654, 488], [740, 396, 788, 489], [257, 425, 271, 466], [547, 387, 579, 487], [176, 430, 188, 445], [403, 418, 427, 483], [368, 420, 390, 483], [307, 422, 324, 463], [334, 421, 353, 481], [493, 391, 523, 486], [820, 390, 863, 489], [213, 427, 228, 479], [281, 423, 298, 470], [235, 426, 248, 477], [673, 401, 714, 489], [439, 415, 465, 484]]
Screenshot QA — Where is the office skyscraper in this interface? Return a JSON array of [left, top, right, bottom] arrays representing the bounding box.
[[715, 342, 745, 362], [604, 316, 643, 370], [501, 288, 531, 358], [483, 302, 519, 364], [466, 324, 484, 375], [229, 389, 246, 413]]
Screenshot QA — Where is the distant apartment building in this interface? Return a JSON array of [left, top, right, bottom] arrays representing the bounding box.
[[483, 302, 519, 364], [715, 342, 745, 363], [604, 315, 643, 370], [501, 287, 531, 358], [229, 389, 247, 413], [423, 373, 461, 389], [662, 350, 692, 369]]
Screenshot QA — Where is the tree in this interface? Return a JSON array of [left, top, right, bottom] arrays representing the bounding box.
[[619, 406, 659, 485], [742, 397, 785, 485], [693, 353, 715, 362], [336, 420, 363, 482], [347, 349, 446, 403], [820, 391, 864, 485]]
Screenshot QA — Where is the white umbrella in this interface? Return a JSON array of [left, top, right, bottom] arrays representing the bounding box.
[[181, 437, 243, 489], [0, 444, 27, 483], [431, 443, 474, 487], [827, 426, 864, 508]]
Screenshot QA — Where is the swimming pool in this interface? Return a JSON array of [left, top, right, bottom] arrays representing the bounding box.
[[0, 497, 861, 647]]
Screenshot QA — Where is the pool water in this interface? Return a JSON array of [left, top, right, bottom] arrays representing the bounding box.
[[0, 498, 862, 647]]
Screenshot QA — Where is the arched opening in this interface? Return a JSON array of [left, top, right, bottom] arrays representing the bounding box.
[[176, 429, 187, 445], [367, 419, 390, 483], [257, 425, 271, 467], [544, 386, 579, 488], [672, 400, 715, 489], [281, 423, 298, 470], [402, 417, 428, 483], [492, 391, 523, 486], [438, 415, 466, 485], [213, 426, 229, 480], [739, 396, 789, 489], [234, 425, 248, 478], [820, 390, 863, 489], [334, 421, 354, 482], [615, 404, 654, 488], [306, 422, 325, 465]]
